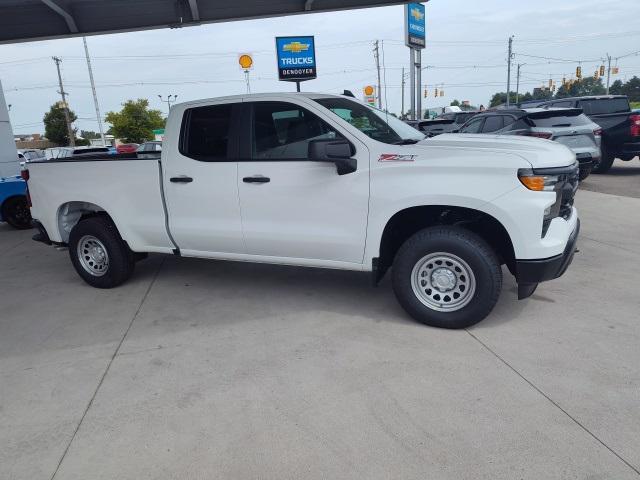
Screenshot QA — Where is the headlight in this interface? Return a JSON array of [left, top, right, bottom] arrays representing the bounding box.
[[517, 169, 562, 191]]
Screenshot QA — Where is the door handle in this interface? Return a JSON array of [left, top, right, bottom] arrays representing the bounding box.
[[170, 176, 193, 183], [243, 176, 270, 184]]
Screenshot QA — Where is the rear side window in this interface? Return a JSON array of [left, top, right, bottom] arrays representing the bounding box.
[[578, 98, 630, 115], [482, 116, 504, 133], [181, 104, 234, 161], [460, 117, 484, 133], [529, 113, 593, 128], [456, 113, 475, 124]]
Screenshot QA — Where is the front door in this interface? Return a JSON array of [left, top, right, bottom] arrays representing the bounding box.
[[237, 99, 369, 265], [163, 100, 245, 255]]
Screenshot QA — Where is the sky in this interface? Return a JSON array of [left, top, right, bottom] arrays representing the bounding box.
[[1, 0, 639, 135]]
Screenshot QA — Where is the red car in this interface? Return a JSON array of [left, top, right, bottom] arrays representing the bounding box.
[[116, 143, 139, 154]]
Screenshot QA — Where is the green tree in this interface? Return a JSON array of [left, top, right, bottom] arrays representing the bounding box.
[[450, 99, 461, 107], [80, 130, 101, 139], [104, 99, 165, 144], [623, 76, 640, 102], [609, 79, 625, 95], [555, 77, 605, 98], [43, 102, 77, 145]]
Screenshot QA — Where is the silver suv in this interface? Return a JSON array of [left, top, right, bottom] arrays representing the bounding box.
[[459, 108, 601, 180]]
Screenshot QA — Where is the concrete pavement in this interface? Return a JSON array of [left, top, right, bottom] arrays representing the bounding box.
[[1, 187, 639, 480]]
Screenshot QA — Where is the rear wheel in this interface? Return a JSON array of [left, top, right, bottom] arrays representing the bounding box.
[[392, 226, 502, 329], [592, 144, 615, 173], [69, 216, 135, 288], [1, 196, 32, 229]]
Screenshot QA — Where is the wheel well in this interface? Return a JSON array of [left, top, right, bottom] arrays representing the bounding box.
[[377, 206, 516, 281], [57, 201, 113, 243]]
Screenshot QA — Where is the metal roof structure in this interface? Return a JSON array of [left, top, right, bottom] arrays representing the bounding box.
[[0, 0, 408, 44]]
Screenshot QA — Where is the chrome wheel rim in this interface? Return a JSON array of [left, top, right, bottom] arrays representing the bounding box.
[[411, 252, 476, 312], [77, 235, 109, 276]]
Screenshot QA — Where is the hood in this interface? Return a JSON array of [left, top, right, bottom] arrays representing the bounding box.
[[420, 133, 577, 169]]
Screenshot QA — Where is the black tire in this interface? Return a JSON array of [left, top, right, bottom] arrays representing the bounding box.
[[68, 216, 135, 288], [1, 195, 32, 229], [392, 226, 502, 329], [592, 144, 615, 173]]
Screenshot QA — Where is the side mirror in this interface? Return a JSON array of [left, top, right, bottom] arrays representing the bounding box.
[[308, 138, 357, 175]]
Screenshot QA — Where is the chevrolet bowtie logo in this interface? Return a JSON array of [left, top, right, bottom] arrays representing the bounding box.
[[410, 7, 424, 21], [283, 41, 310, 53]]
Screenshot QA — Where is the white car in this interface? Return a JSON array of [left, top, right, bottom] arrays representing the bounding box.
[[24, 93, 580, 329]]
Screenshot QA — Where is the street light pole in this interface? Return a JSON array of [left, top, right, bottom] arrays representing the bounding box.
[[158, 94, 177, 116], [82, 36, 106, 147]]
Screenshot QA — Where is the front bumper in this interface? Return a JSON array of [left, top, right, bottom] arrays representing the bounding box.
[[515, 218, 580, 299]]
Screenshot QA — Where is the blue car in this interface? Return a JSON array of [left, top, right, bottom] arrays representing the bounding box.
[[0, 175, 31, 229]]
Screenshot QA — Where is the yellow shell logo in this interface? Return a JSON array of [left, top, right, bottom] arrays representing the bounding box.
[[363, 85, 375, 96], [238, 54, 253, 69]]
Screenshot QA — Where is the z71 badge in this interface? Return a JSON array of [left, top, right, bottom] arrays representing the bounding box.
[[378, 154, 416, 162]]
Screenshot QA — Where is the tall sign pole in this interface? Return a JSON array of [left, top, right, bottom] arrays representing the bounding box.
[[416, 49, 422, 120], [409, 49, 415, 120], [405, 3, 426, 121]]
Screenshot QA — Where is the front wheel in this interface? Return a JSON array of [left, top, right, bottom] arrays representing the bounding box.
[[1, 196, 32, 229], [392, 226, 502, 329], [69, 216, 135, 288]]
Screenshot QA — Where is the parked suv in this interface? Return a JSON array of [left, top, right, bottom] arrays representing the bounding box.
[[535, 95, 640, 173], [459, 108, 600, 180], [419, 111, 479, 137]]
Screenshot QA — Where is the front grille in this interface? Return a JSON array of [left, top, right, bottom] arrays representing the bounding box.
[[558, 162, 579, 219], [540, 162, 579, 237]]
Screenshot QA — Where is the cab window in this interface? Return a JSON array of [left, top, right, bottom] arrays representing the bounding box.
[[250, 102, 339, 160]]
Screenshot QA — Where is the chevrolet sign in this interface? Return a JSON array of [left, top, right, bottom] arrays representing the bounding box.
[[275, 36, 317, 82], [405, 2, 426, 49]]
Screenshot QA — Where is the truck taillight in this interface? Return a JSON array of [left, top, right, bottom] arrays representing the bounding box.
[[593, 128, 602, 137], [630, 114, 640, 137], [21, 168, 29, 181]]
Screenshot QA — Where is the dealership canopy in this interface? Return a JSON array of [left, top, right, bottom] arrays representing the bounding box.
[[0, 0, 408, 44]]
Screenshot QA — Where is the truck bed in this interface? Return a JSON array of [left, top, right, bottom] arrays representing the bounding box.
[[27, 155, 174, 253]]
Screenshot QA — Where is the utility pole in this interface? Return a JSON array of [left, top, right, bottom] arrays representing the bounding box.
[[409, 48, 415, 120], [515, 63, 522, 104], [506, 35, 514, 107], [605, 53, 612, 94], [82, 37, 105, 147], [373, 40, 382, 109], [158, 95, 177, 116], [52, 56, 75, 147], [401, 67, 405, 118]]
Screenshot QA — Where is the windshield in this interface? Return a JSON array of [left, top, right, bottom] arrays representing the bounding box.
[[314, 97, 425, 144]]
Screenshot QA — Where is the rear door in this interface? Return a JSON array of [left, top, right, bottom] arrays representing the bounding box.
[[163, 99, 245, 255], [236, 98, 370, 264]]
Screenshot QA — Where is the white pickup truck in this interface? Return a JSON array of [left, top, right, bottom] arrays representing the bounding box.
[[25, 93, 580, 329]]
